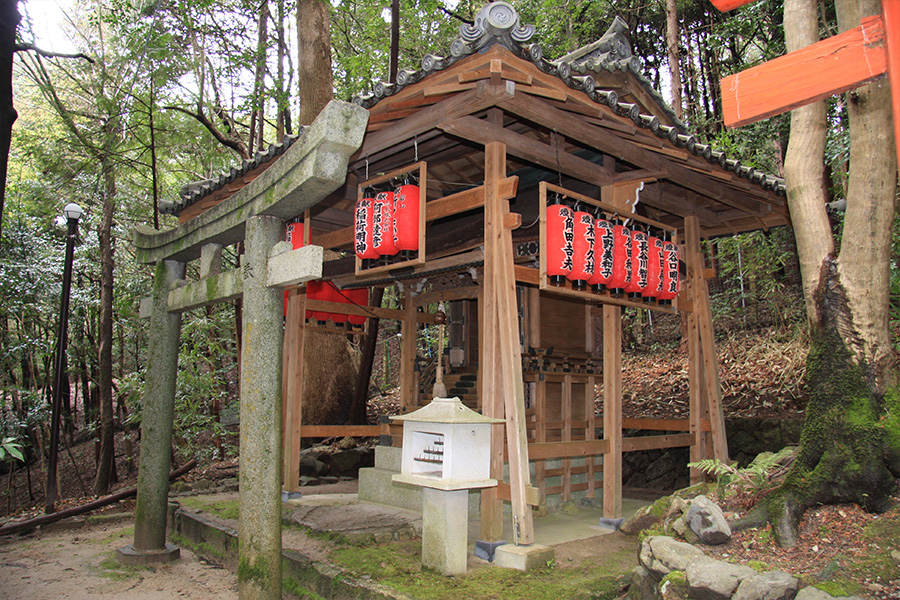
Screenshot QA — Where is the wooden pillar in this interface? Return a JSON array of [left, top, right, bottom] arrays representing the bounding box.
[[684, 216, 728, 463], [482, 140, 534, 545], [399, 289, 418, 412], [585, 374, 597, 498], [282, 288, 306, 493], [562, 374, 572, 502], [602, 304, 622, 519], [479, 283, 505, 542]]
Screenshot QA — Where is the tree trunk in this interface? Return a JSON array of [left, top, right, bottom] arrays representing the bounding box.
[[665, 0, 682, 120], [93, 154, 117, 496], [769, 0, 900, 548], [0, 0, 19, 242], [297, 0, 333, 125]]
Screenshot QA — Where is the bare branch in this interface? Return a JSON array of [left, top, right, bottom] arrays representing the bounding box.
[[15, 42, 95, 63], [161, 103, 249, 159]]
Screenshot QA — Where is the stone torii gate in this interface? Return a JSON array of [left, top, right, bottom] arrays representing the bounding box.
[[118, 101, 368, 600]]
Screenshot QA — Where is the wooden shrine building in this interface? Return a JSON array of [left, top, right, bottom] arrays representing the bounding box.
[[128, 2, 788, 591]]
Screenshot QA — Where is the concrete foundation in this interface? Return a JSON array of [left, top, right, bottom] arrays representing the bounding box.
[[493, 543, 555, 571], [129, 259, 184, 556], [117, 543, 180, 565], [238, 215, 285, 600], [422, 487, 469, 576]]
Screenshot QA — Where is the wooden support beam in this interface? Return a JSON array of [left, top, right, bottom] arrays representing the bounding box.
[[623, 433, 693, 452], [399, 292, 418, 412], [484, 140, 535, 545], [303, 299, 442, 323], [351, 79, 516, 163], [438, 115, 614, 189], [496, 482, 542, 506], [497, 92, 772, 216], [721, 15, 888, 127], [298, 425, 381, 437], [282, 289, 306, 493], [602, 304, 623, 519], [684, 216, 729, 464]]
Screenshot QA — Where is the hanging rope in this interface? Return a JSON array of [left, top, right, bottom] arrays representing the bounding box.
[[432, 301, 448, 398]]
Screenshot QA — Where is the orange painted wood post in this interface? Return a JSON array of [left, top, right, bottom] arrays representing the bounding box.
[[721, 15, 887, 127]]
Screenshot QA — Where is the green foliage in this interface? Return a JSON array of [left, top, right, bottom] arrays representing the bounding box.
[[0, 436, 24, 462], [689, 446, 795, 501]]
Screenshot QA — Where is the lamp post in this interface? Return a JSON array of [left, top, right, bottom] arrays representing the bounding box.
[[46, 203, 83, 514]]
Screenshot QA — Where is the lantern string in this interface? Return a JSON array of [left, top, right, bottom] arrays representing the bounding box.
[[432, 301, 447, 398], [365, 155, 370, 181], [414, 134, 419, 163]]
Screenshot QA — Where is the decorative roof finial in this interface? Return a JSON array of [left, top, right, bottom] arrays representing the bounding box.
[[454, 2, 534, 53]]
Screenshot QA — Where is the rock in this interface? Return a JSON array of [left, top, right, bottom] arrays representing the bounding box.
[[627, 565, 662, 600], [329, 449, 362, 473], [220, 477, 239, 492], [659, 570, 690, 599], [686, 556, 755, 600], [319, 475, 339, 484], [686, 495, 732, 545], [337, 436, 356, 450], [299, 476, 320, 486], [891, 549, 900, 566], [299, 454, 329, 476], [170, 481, 191, 494], [193, 478, 211, 490], [622, 501, 666, 535], [639, 536, 706, 581], [732, 571, 800, 600]]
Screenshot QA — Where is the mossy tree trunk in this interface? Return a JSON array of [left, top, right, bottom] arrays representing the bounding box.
[[771, 0, 899, 547]]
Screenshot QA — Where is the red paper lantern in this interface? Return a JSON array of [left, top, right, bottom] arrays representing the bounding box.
[[568, 209, 595, 290], [328, 283, 349, 324], [642, 235, 664, 302], [393, 183, 420, 256], [659, 240, 680, 305], [625, 228, 650, 298], [588, 217, 614, 292], [545, 200, 574, 286], [372, 191, 398, 256], [346, 288, 369, 326], [607, 222, 632, 295], [306, 280, 329, 323], [354, 196, 379, 263]]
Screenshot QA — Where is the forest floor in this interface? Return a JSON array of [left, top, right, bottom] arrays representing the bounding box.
[[2, 325, 898, 598]]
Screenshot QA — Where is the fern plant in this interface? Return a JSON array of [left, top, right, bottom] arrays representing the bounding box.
[[689, 447, 796, 507]]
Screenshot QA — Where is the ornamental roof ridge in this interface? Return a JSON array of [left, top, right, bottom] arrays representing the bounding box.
[[351, 2, 784, 197]]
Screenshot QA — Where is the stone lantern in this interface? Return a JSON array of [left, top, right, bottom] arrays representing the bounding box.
[[392, 397, 503, 575]]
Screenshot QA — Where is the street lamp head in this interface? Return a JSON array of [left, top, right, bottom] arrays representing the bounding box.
[[63, 203, 83, 221]]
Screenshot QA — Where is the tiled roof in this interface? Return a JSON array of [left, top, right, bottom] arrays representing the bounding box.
[[352, 1, 784, 196], [165, 130, 304, 216]]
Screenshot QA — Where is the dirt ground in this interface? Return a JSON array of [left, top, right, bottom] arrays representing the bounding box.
[[0, 515, 237, 600]]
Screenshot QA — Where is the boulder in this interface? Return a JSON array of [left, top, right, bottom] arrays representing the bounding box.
[[639, 536, 705, 581], [732, 571, 799, 600], [686, 495, 732, 545], [299, 454, 329, 476], [686, 556, 755, 600], [329, 449, 362, 473], [626, 565, 662, 600], [621, 503, 664, 536], [795, 589, 863, 600]]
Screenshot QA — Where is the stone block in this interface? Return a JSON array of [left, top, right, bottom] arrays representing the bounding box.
[[374, 445, 403, 472], [732, 570, 799, 600], [267, 244, 323, 288], [493, 543, 555, 572]]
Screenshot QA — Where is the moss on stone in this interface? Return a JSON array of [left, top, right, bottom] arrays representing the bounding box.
[[238, 554, 271, 590]]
